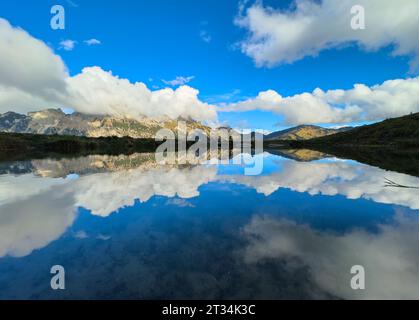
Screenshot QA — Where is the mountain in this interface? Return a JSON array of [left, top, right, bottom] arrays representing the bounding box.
[[295, 112, 419, 148], [264, 125, 351, 141], [282, 112, 419, 177], [0, 109, 212, 139]]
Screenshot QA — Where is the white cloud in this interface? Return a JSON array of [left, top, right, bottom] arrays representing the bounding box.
[[0, 18, 68, 99], [0, 18, 216, 122], [236, 0, 419, 70], [200, 30, 212, 43], [67, 68, 216, 121], [219, 77, 419, 125], [74, 230, 88, 239], [162, 76, 195, 87], [59, 39, 77, 51], [0, 86, 61, 114], [166, 198, 195, 208], [84, 38, 101, 46]]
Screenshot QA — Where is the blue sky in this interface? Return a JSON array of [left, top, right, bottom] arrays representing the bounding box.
[[0, 0, 417, 131]]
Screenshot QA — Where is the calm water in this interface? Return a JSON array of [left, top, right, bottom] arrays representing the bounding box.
[[1, 151, 419, 300]]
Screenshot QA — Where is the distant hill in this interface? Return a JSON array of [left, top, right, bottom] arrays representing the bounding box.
[[265, 125, 351, 141], [295, 112, 419, 148], [0, 109, 213, 139], [265, 113, 419, 177]]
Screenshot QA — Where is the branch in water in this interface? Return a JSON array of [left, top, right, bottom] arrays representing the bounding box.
[[384, 178, 419, 189]]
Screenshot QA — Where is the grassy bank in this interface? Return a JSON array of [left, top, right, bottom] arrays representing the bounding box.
[[0, 132, 162, 161], [292, 112, 419, 148]]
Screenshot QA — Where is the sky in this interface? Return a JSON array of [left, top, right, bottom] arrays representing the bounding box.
[[0, 0, 418, 131]]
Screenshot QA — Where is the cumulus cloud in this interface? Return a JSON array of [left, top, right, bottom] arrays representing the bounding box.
[[0, 86, 61, 114], [162, 76, 195, 87], [219, 77, 419, 125], [0, 18, 68, 98], [59, 39, 77, 51], [84, 38, 101, 46], [0, 18, 216, 122], [67, 68, 216, 121], [236, 0, 419, 70]]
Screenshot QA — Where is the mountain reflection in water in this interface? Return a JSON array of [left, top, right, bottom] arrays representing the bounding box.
[[0, 150, 418, 300]]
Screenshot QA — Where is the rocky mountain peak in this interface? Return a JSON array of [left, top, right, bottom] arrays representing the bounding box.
[[0, 109, 213, 139]]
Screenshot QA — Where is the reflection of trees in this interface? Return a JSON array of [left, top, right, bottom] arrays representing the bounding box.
[[0, 149, 255, 178]]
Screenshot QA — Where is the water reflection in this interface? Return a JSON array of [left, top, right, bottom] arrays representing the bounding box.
[[220, 160, 419, 209], [0, 151, 418, 299], [243, 209, 419, 299], [0, 155, 217, 258]]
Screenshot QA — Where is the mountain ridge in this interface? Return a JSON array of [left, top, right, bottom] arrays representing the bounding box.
[[265, 124, 352, 141], [0, 109, 213, 139]]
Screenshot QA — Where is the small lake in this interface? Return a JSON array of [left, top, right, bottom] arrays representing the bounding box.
[[0, 150, 419, 299]]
